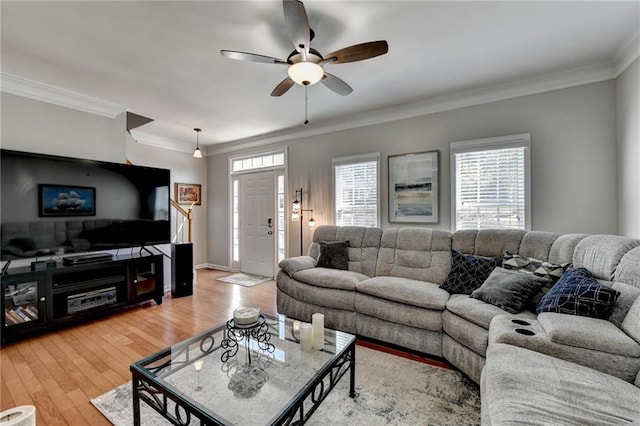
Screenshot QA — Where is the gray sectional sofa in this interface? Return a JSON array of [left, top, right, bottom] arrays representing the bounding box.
[[277, 225, 640, 424]]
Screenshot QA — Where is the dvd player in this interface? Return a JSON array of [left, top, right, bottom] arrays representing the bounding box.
[[63, 252, 113, 266]]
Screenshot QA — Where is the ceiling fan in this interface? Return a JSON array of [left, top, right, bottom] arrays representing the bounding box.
[[220, 0, 389, 97]]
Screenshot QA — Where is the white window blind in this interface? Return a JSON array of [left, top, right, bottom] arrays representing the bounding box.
[[451, 134, 530, 231], [333, 153, 379, 227]]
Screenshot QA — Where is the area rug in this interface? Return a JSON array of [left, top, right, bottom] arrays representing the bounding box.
[[216, 272, 272, 287], [91, 346, 480, 425]]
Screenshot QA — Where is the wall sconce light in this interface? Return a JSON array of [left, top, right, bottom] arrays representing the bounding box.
[[292, 188, 316, 254]]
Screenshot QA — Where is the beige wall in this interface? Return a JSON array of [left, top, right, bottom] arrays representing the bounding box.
[[207, 80, 619, 267], [616, 57, 640, 238]]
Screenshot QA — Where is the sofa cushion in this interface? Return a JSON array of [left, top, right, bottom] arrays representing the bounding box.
[[375, 227, 452, 284], [356, 276, 449, 310], [622, 296, 640, 345], [308, 226, 382, 277], [470, 267, 545, 314], [292, 268, 369, 291], [279, 255, 316, 276], [316, 241, 349, 270], [440, 250, 499, 295], [573, 235, 640, 281], [538, 312, 640, 358], [482, 343, 640, 425], [446, 294, 535, 330], [537, 268, 620, 319]]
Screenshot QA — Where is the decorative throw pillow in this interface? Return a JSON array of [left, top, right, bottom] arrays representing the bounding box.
[[470, 267, 546, 314], [316, 241, 349, 270], [503, 251, 571, 311], [536, 267, 620, 320], [440, 250, 500, 295]]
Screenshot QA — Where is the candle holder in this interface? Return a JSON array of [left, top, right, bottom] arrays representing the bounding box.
[[194, 360, 204, 392], [221, 314, 275, 365], [312, 313, 325, 351]]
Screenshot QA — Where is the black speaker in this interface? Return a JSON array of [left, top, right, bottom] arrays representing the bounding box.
[[171, 243, 193, 298]]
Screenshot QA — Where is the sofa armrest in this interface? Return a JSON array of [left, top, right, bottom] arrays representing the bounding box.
[[538, 312, 640, 357], [278, 256, 316, 276]]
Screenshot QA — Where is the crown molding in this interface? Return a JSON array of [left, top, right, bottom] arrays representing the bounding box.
[[0, 72, 125, 118], [131, 130, 207, 156], [207, 60, 616, 155], [613, 28, 640, 77]]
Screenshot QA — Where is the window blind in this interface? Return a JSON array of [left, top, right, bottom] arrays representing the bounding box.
[[454, 146, 526, 230], [334, 158, 378, 227]]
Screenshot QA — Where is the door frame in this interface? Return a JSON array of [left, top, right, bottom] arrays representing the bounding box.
[[228, 148, 288, 274]]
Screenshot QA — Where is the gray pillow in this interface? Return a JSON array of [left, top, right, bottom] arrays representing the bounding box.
[[316, 241, 349, 270], [470, 267, 546, 314]]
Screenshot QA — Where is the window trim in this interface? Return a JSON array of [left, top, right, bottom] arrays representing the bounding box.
[[332, 152, 381, 227], [450, 133, 531, 231]]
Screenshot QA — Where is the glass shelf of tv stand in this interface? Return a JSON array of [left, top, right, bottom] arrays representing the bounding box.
[[3, 280, 42, 327]]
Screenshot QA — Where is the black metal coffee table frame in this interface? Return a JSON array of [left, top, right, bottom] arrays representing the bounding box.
[[130, 316, 356, 425]]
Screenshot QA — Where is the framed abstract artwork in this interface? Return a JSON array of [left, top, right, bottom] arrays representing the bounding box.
[[388, 150, 439, 223], [175, 183, 202, 205]]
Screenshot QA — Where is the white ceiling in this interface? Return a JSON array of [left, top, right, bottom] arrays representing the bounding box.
[[1, 1, 639, 153]]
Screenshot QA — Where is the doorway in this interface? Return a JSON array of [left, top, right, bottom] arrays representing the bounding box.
[[238, 171, 275, 277], [230, 149, 287, 277]]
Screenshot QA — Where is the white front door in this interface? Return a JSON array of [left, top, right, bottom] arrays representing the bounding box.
[[239, 171, 275, 277]]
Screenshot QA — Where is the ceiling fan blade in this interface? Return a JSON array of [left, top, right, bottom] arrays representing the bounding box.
[[321, 73, 353, 96], [220, 50, 287, 65], [324, 41, 389, 64], [271, 77, 295, 96], [283, 0, 310, 55]]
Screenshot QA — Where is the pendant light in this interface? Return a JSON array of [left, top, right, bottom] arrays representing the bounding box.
[[193, 128, 203, 158]]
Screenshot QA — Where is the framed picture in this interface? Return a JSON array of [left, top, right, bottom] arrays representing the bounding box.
[[175, 183, 202, 205], [388, 150, 439, 223], [38, 184, 96, 217]]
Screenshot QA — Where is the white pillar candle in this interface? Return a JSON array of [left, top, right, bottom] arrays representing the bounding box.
[[300, 323, 313, 351], [312, 313, 324, 350]]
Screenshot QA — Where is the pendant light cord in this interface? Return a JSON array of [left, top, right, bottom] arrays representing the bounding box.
[[304, 85, 309, 125]]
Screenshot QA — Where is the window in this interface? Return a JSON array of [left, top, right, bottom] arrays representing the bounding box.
[[231, 150, 285, 173], [333, 153, 380, 227], [451, 133, 530, 231]]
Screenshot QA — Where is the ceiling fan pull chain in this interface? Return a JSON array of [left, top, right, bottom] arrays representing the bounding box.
[[304, 85, 309, 125]]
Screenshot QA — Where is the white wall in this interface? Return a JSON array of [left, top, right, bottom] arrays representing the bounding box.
[[207, 80, 619, 267], [1, 93, 208, 267], [1, 93, 126, 162], [616, 57, 640, 238], [126, 138, 208, 265]]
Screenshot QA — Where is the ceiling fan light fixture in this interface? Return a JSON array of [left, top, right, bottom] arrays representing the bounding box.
[[288, 61, 323, 86]]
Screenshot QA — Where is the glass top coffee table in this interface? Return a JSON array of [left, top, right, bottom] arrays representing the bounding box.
[[130, 313, 356, 425]]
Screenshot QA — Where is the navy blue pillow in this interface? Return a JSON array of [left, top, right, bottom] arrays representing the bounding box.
[[536, 267, 620, 319], [440, 250, 500, 295]]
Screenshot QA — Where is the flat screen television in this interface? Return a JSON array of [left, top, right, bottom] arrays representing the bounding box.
[[1, 149, 171, 260]]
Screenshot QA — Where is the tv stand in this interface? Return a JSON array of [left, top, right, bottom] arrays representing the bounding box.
[[1, 253, 164, 345]]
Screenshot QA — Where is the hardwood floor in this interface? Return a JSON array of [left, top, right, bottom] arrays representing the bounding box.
[[0, 269, 277, 425], [1, 268, 453, 424]]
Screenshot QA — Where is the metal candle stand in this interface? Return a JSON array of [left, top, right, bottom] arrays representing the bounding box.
[[221, 314, 275, 365]]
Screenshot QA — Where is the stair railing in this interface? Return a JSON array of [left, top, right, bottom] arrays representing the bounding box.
[[171, 199, 194, 243]]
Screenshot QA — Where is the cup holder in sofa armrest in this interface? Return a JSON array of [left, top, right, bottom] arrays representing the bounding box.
[[511, 319, 531, 326], [514, 328, 536, 336]]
